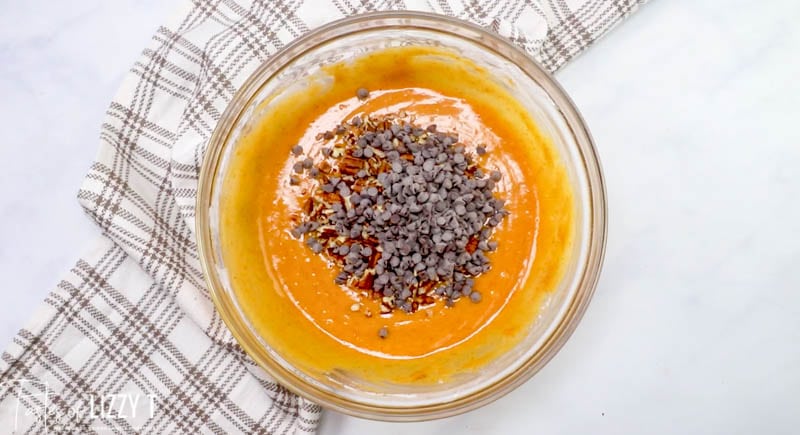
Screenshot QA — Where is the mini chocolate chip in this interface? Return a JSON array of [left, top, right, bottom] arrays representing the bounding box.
[[289, 116, 508, 314]]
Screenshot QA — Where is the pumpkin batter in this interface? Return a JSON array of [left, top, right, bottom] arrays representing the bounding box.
[[220, 46, 574, 384]]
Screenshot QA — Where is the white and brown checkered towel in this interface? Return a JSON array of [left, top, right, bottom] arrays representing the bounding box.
[[0, 0, 643, 432]]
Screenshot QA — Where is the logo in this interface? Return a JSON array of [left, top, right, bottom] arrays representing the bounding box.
[[1, 379, 158, 433]]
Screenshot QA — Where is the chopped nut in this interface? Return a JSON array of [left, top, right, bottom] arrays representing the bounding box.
[[287, 114, 507, 313]]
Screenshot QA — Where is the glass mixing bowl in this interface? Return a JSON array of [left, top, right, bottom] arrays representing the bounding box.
[[196, 11, 607, 421]]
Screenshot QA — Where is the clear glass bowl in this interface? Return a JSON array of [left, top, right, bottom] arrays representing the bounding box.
[[196, 11, 607, 421]]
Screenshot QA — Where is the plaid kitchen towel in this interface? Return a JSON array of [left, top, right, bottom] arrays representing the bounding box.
[[0, 0, 644, 433]]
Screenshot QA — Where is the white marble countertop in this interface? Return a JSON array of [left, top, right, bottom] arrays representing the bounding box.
[[2, 0, 799, 433]]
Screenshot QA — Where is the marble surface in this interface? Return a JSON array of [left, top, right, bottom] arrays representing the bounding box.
[[2, 0, 799, 433], [0, 0, 176, 349]]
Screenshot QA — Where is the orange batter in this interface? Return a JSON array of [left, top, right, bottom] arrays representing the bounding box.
[[220, 46, 574, 384]]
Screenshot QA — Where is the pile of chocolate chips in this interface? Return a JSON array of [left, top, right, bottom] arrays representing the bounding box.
[[290, 109, 508, 316]]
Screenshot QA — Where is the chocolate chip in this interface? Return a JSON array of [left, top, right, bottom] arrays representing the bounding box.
[[289, 115, 506, 313]]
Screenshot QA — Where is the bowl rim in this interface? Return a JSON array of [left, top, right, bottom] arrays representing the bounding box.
[[196, 10, 607, 421]]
